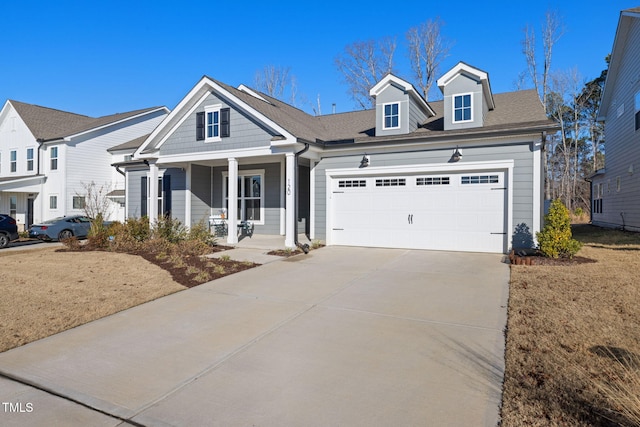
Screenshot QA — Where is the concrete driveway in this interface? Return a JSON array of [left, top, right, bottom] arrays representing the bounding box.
[[0, 247, 509, 426]]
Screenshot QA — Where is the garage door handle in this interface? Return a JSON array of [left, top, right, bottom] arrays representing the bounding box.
[[490, 232, 507, 235], [333, 228, 344, 231], [408, 214, 413, 224]]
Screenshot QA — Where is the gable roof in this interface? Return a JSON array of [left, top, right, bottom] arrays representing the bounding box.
[[598, 8, 640, 121], [108, 134, 150, 152], [369, 74, 436, 117], [437, 62, 495, 110], [7, 100, 167, 142], [137, 74, 554, 157]]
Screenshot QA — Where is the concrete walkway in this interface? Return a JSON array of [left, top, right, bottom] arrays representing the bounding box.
[[0, 247, 509, 426]]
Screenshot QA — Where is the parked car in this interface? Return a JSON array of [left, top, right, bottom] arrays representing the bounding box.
[[0, 214, 20, 248], [28, 215, 95, 241]]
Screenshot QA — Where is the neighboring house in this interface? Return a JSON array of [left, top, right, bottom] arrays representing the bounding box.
[[0, 100, 169, 229], [591, 7, 640, 231], [120, 62, 557, 253]]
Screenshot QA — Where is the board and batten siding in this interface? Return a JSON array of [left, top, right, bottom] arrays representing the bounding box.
[[159, 92, 275, 157], [313, 141, 536, 248], [65, 111, 166, 220], [592, 17, 640, 231]]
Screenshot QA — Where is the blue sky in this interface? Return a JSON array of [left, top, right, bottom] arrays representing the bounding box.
[[1, 1, 637, 117]]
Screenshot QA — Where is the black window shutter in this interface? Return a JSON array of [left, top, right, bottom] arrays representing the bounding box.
[[221, 108, 230, 138], [196, 111, 205, 141], [141, 176, 148, 217], [163, 174, 172, 217]]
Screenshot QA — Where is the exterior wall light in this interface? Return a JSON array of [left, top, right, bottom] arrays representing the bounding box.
[[451, 147, 462, 162], [360, 154, 370, 168]]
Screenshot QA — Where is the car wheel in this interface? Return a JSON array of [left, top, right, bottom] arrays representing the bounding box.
[[58, 230, 73, 241], [0, 233, 8, 248]]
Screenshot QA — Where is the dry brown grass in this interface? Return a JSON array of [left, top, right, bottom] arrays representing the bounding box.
[[502, 225, 640, 426], [0, 246, 184, 353]]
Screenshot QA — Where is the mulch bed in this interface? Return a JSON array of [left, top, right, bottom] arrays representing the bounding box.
[[58, 243, 259, 288], [135, 250, 258, 288], [509, 248, 597, 266]]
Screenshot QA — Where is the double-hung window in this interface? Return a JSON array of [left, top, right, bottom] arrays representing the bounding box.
[[383, 103, 399, 129], [197, 105, 231, 141], [10, 150, 17, 173], [207, 106, 220, 140], [453, 93, 472, 122], [50, 147, 58, 170], [9, 196, 17, 218], [27, 148, 34, 171], [223, 171, 264, 224]]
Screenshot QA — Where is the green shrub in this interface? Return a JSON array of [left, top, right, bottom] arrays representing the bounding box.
[[188, 219, 217, 246], [536, 199, 582, 258], [152, 216, 187, 244], [125, 217, 151, 242], [574, 207, 583, 217]]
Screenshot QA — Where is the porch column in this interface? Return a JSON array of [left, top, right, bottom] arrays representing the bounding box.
[[285, 152, 296, 248], [185, 164, 192, 228], [149, 161, 159, 224], [310, 160, 316, 239], [280, 158, 285, 235], [227, 157, 239, 245]]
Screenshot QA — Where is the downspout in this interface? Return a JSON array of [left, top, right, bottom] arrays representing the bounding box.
[[36, 139, 44, 175], [115, 165, 125, 177], [294, 143, 310, 253]]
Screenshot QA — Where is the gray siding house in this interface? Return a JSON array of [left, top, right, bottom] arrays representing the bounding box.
[[120, 62, 556, 253], [591, 7, 640, 231]]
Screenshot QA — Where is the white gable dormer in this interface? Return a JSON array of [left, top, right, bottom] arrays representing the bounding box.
[[437, 62, 495, 131], [369, 74, 435, 137]]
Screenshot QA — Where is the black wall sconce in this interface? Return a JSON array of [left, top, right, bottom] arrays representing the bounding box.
[[450, 147, 462, 162], [360, 154, 370, 168]]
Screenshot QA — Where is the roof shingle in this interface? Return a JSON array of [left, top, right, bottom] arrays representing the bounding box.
[[9, 100, 163, 141]]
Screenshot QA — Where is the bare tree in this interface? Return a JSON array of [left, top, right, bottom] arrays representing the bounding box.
[[522, 9, 564, 112], [406, 18, 451, 100], [522, 9, 564, 200], [76, 181, 113, 221], [335, 37, 397, 109], [254, 65, 292, 99]]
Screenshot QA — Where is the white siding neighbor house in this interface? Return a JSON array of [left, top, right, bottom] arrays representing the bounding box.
[[591, 7, 640, 231], [119, 62, 558, 254], [0, 100, 168, 229]]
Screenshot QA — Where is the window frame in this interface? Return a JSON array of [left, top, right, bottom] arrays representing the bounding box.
[[204, 104, 222, 142], [453, 93, 473, 123], [222, 170, 265, 225], [26, 148, 34, 171], [49, 195, 58, 210], [382, 102, 400, 130], [72, 196, 86, 210], [50, 146, 58, 171], [10, 150, 17, 173], [9, 196, 17, 218]]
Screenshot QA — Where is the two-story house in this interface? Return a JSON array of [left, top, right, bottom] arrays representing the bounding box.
[[591, 7, 640, 231], [0, 100, 168, 229], [119, 62, 556, 253]]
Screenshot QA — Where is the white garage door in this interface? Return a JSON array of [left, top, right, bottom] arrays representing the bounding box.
[[330, 171, 506, 253]]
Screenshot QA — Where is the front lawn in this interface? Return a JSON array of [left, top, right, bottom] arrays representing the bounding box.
[[502, 224, 640, 426]]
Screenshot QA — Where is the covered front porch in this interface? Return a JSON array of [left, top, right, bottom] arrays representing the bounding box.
[[0, 175, 44, 230], [144, 150, 313, 249]]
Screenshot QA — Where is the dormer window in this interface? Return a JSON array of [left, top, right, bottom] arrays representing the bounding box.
[[453, 93, 472, 123], [383, 103, 400, 129]]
